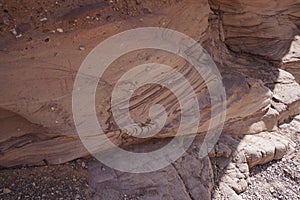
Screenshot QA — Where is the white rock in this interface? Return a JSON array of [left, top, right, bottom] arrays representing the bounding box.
[[56, 28, 63, 33], [79, 45, 85, 51], [40, 18, 48, 22], [10, 29, 17, 36]]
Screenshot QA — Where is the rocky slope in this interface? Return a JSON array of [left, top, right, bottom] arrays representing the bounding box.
[[0, 0, 300, 199]]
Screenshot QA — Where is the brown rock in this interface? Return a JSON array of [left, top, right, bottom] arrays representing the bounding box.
[[88, 138, 214, 199], [2, 188, 11, 194], [0, 5, 299, 198]]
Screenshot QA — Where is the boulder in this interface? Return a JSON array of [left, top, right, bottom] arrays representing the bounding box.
[[0, 1, 300, 198]]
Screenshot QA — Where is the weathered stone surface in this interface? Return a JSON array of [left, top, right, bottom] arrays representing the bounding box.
[[0, 0, 291, 167], [1, 0, 300, 199], [0, 2, 300, 200], [88, 138, 214, 200], [211, 132, 294, 199], [209, 0, 300, 62], [281, 35, 300, 83], [280, 61, 300, 84]]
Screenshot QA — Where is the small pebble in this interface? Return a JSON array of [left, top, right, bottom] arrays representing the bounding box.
[[3, 188, 11, 194], [142, 8, 152, 14], [56, 28, 63, 33], [10, 28, 17, 36], [81, 162, 86, 168], [79, 45, 85, 51], [40, 17, 48, 22]]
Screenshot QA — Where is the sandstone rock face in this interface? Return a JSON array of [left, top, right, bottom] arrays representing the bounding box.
[[281, 36, 300, 83], [89, 138, 214, 200], [0, 0, 300, 198]]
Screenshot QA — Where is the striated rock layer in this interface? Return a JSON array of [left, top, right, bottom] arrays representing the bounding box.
[[0, 0, 300, 199]]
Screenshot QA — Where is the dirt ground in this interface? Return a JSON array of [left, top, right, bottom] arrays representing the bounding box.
[[0, 159, 90, 200], [0, 0, 177, 42]]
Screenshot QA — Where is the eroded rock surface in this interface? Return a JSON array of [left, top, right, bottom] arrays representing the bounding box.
[[88, 138, 214, 200], [1, 0, 300, 199], [1, 0, 299, 167]]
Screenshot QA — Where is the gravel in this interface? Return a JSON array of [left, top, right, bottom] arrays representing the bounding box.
[[240, 116, 300, 200], [0, 160, 90, 200]]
